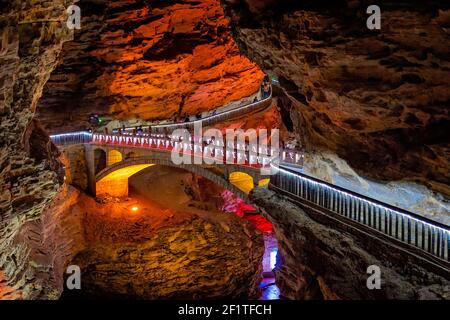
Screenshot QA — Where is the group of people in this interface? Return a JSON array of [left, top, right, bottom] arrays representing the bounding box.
[[253, 76, 271, 103]]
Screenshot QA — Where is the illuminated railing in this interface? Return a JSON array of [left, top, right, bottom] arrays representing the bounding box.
[[119, 87, 273, 134], [270, 164, 450, 264], [51, 131, 450, 265], [90, 133, 304, 168], [50, 131, 92, 146]]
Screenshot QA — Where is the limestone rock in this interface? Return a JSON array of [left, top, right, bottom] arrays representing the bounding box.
[[60, 145, 88, 190], [55, 189, 265, 299], [0, 0, 75, 299]]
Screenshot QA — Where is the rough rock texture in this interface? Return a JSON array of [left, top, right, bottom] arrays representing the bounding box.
[[302, 151, 450, 225], [0, 270, 22, 299], [251, 187, 450, 300], [68, 201, 263, 299], [37, 0, 264, 132], [221, 0, 450, 196], [0, 0, 74, 299], [183, 173, 226, 210], [55, 185, 263, 300], [3, 181, 264, 299]]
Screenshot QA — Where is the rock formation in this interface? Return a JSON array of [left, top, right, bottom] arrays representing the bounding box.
[[0, 0, 74, 299], [1, 0, 449, 301], [37, 0, 264, 132], [251, 187, 450, 299], [221, 0, 450, 196], [62, 192, 264, 299]]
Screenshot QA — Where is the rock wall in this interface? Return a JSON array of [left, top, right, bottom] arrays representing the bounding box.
[[48, 184, 264, 300], [37, 0, 264, 132], [64, 196, 264, 299], [251, 187, 450, 300], [221, 0, 450, 196], [0, 0, 75, 299], [3, 180, 265, 300]]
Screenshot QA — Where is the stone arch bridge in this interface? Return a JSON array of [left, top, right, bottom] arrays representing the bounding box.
[[84, 143, 270, 203], [54, 131, 450, 271]]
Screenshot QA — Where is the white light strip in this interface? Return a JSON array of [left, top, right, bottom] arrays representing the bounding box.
[[273, 164, 450, 234], [50, 131, 92, 138]]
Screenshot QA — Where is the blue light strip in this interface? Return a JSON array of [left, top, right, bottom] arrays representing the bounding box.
[[50, 131, 92, 139]]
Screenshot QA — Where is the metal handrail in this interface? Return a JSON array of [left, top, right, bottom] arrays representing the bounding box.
[[50, 131, 450, 263], [50, 131, 92, 146], [270, 164, 450, 263], [120, 87, 273, 133], [89, 133, 304, 168]]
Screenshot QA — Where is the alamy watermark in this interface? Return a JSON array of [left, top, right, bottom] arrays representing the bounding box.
[[66, 5, 81, 30], [170, 122, 280, 175], [367, 5, 381, 30], [64, 4, 381, 32], [366, 265, 381, 290], [66, 265, 81, 290]]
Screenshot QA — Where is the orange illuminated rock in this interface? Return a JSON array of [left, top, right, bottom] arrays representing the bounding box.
[[37, 0, 264, 132], [221, 0, 450, 195], [0, 271, 22, 300]]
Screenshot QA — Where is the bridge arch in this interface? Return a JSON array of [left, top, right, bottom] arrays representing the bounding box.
[[94, 156, 253, 202], [107, 150, 123, 166], [229, 172, 255, 194], [93, 148, 107, 174]]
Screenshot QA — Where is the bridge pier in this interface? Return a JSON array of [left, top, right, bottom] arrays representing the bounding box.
[[84, 144, 97, 197]]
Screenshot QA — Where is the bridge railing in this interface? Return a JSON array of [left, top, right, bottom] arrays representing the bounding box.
[[90, 133, 304, 168], [51, 131, 450, 264], [50, 131, 304, 168], [117, 88, 273, 134], [270, 164, 450, 264], [50, 131, 93, 146]]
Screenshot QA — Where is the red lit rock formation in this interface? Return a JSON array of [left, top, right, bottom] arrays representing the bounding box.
[[0, 271, 22, 300], [37, 0, 264, 132]]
